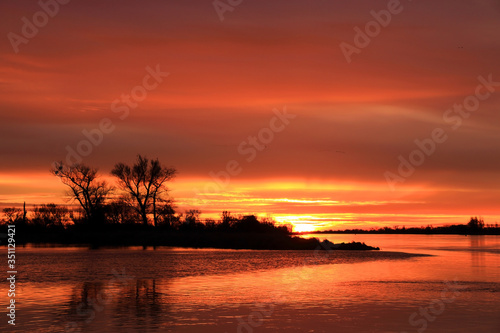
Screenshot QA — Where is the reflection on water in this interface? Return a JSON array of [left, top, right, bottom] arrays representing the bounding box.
[[1, 235, 499, 332], [470, 236, 486, 274]]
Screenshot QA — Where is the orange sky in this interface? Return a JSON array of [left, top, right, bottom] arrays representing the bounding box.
[[1, 0, 500, 230]]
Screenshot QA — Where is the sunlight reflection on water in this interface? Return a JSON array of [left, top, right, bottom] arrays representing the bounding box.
[[1, 235, 499, 332]]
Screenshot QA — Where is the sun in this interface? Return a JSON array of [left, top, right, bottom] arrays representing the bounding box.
[[292, 223, 317, 233]]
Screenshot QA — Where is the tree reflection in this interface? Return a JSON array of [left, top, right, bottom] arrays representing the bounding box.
[[469, 235, 485, 274], [62, 278, 171, 332]]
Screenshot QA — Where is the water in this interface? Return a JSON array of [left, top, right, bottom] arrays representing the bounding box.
[[1, 235, 499, 332]]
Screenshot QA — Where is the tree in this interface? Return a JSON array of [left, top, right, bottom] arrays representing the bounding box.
[[105, 198, 141, 225], [111, 155, 176, 226], [51, 162, 112, 225], [468, 216, 485, 232], [32, 203, 69, 228], [179, 209, 202, 231], [221, 211, 236, 231], [156, 200, 179, 229], [185, 209, 201, 224], [2, 208, 23, 224]]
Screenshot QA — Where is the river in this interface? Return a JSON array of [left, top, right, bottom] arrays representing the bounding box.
[[1, 234, 499, 332]]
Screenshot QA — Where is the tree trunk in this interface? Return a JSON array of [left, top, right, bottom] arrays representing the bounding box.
[[153, 195, 157, 227], [141, 206, 148, 226], [23, 202, 27, 224]]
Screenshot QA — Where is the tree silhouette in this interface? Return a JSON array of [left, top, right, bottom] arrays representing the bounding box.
[[111, 155, 176, 226], [221, 210, 235, 231], [2, 208, 23, 224], [105, 198, 141, 225], [155, 200, 179, 229], [468, 216, 485, 232], [32, 203, 69, 228], [51, 162, 112, 225]]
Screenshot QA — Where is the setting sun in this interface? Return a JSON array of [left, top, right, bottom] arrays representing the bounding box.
[[1, 1, 500, 331], [292, 223, 317, 233]]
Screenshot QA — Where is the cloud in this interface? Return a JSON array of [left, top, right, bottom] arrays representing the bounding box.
[[1, 0, 499, 227]]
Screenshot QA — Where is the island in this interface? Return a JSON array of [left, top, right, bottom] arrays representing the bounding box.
[[1, 211, 379, 251]]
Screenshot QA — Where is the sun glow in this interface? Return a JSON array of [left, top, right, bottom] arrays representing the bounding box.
[[292, 223, 317, 233]]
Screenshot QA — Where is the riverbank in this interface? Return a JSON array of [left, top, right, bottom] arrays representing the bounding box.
[[10, 234, 499, 333], [296, 222, 500, 235], [10, 230, 380, 250]]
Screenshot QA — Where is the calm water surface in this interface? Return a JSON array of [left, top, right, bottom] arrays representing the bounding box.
[[1, 235, 499, 332]]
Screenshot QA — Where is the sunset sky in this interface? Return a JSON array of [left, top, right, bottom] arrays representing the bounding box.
[[1, 0, 500, 231]]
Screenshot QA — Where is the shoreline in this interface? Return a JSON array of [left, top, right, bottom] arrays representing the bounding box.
[[7, 231, 380, 251], [295, 231, 500, 236]]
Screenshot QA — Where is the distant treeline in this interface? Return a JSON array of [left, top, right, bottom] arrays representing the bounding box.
[[0, 155, 382, 250], [0, 204, 305, 248], [0, 206, 382, 250], [299, 217, 500, 235], [0, 155, 290, 234], [0, 205, 290, 235]]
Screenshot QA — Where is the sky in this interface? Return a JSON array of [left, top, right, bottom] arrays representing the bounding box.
[[1, 0, 500, 231]]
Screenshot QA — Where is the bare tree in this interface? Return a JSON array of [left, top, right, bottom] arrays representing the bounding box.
[[111, 155, 176, 226], [105, 198, 141, 225], [156, 200, 179, 229], [185, 209, 201, 225], [32, 203, 70, 228], [2, 208, 23, 224], [51, 162, 112, 224], [468, 216, 485, 231]]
